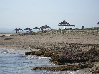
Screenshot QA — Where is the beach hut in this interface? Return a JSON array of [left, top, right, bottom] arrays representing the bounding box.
[[58, 20, 75, 30]]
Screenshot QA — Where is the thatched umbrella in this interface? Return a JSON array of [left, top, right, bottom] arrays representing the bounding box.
[[45, 25, 51, 29], [40, 26, 46, 32], [33, 27, 40, 29], [14, 28, 19, 33], [18, 28, 23, 31], [40, 25, 51, 32], [33, 27, 40, 32], [24, 28, 32, 33], [14, 28, 23, 33], [18, 28, 23, 33]]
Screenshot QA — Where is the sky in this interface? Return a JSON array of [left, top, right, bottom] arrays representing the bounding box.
[[0, 0, 99, 32]]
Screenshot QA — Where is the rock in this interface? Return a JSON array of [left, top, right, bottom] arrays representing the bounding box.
[[32, 64, 80, 71], [56, 48, 99, 64], [26, 43, 99, 71], [43, 52, 52, 57], [25, 51, 43, 56], [25, 52, 32, 55], [92, 67, 99, 73], [92, 62, 99, 73], [4, 38, 13, 40], [34, 51, 43, 56]]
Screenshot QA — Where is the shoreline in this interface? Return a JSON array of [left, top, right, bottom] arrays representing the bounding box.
[[0, 33, 99, 73], [0, 48, 93, 74]]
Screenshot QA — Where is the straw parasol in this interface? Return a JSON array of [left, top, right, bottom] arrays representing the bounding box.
[[33, 27, 40, 30], [14, 28, 23, 33], [18, 28, 23, 31], [33, 27, 40, 32], [45, 25, 51, 28], [24, 28, 32, 33], [40, 25, 51, 32], [40, 26, 46, 32]]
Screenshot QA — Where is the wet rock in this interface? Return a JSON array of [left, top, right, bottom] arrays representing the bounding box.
[[25, 52, 32, 55], [32, 62, 94, 71], [26, 43, 99, 71], [32, 64, 80, 71], [43, 52, 52, 57], [25, 51, 43, 56], [49, 47, 99, 68], [92, 67, 99, 73], [92, 62, 99, 73], [34, 51, 43, 56]]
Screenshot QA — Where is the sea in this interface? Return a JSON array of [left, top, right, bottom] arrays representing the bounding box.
[[0, 48, 92, 74]]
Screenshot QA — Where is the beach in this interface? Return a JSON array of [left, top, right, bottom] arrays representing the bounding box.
[[0, 32, 99, 73], [0, 33, 99, 49]]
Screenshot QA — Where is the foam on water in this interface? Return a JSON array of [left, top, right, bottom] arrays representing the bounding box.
[[0, 48, 92, 74]]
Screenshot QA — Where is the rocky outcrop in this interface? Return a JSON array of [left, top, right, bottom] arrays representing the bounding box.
[[32, 63, 93, 71], [50, 47, 99, 65], [25, 43, 99, 72], [25, 51, 43, 56], [32, 64, 80, 71]]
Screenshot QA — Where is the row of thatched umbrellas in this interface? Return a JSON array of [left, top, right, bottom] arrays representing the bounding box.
[[14, 20, 75, 33], [14, 25, 51, 33], [14, 20, 99, 33]]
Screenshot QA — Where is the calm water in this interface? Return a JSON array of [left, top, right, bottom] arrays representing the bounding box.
[[0, 48, 92, 74]]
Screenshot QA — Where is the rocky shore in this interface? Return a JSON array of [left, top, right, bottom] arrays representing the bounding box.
[[25, 43, 99, 73], [0, 32, 99, 73]]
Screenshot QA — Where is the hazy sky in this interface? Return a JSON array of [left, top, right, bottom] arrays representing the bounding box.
[[0, 0, 99, 30]]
